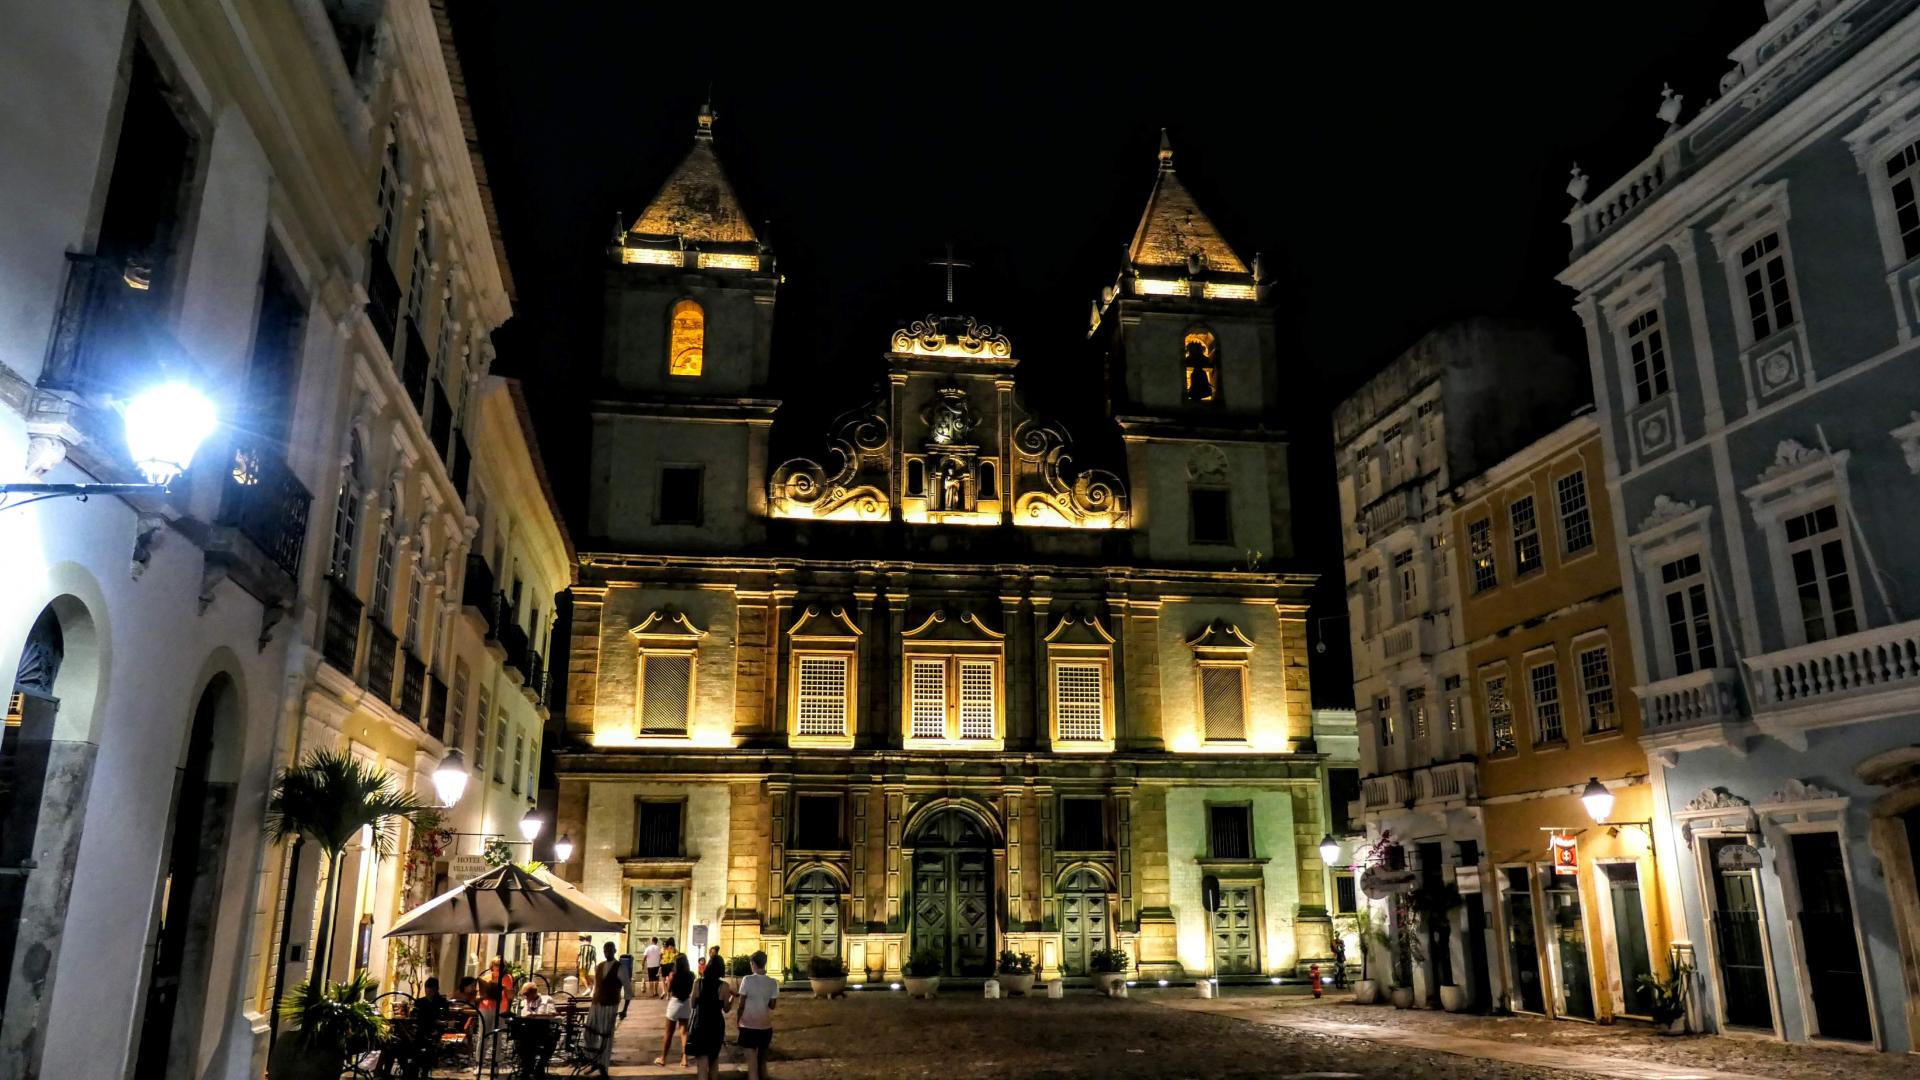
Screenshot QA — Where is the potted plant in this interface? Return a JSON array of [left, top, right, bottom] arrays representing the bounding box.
[[1350, 907, 1390, 1004], [808, 954, 849, 998], [727, 953, 753, 992], [1389, 896, 1422, 1009], [270, 971, 388, 1080], [902, 948, 942, 998], [265, 749, 424, 1076], [995, 949, 1035, 996], [1088, 947, 1130, 996], [1410, 882, 1466, 1011], [1639, 961, 1695, 1035]]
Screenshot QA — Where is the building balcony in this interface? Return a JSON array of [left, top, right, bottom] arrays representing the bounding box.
[[203, 436, 312, 606], [428, 381, 452, 463], [365, 619, 399, 706], [500, 619, 530, 682], [426, 672, 447, 742], [400, 317, 429, 415], [1634, 666, 1748, 758], [1378, 615, 1445, 665], [1412, 760, 1479, 805], [1567, 139, 1681, 256], [364, 241, 401, 356], [1743, 618, 1920, 742], [449, 428, 471, 498], [320, 577, 363, 678], [1356, 486, 1422, 543], [1361, 773, 1414, 812], [398, 649, 425, 725], [523, 650, 547, 708]]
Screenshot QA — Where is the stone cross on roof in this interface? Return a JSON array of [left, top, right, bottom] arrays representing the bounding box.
[[929, 242, 972, 306]]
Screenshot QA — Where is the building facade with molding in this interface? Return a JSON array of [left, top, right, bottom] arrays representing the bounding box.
[[1333, 318, 1588, 1010], [1558, 0, 1920, 1051], [1453, 414, 1676, 1025], [553, 120, 1329, 984]]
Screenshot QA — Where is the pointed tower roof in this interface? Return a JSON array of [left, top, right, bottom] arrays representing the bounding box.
[[1126, 130, 1248, 274], [628, 102, 759, 245]]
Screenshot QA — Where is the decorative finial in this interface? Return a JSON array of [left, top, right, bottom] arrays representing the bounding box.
[[1566, 163, 1590, 203], [1252, 251, 1266, 283], [696, 99, 716, 141], [611, 212, 625, 245], [1657, 83, 1684, 128], [1158, 127, 1173, 169]]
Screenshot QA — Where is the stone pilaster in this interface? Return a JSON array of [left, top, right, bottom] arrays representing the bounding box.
[[733, 590, 773, 737], [566, 586, 605, 739], [1122, 600, 1162, 751], [1277, 602, 1312, 744]]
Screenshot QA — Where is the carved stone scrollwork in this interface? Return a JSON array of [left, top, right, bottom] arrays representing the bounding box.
[[890, 314, 1012, 359], [1762, 778, 1842, 804], [1684, 786, 1750, 811], [769, 394, 892, 521], [1010, 417, 1128, 529]]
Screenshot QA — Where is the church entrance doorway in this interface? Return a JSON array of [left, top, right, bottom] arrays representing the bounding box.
[[791, 869, 841, 973], [627, 886, 681, 956], [1058, 868, 1109, 975], [908, 810, 993, 976], [1211, 886, 1257, 975]]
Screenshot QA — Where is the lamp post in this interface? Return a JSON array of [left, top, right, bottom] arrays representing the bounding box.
[[552, 833, 573, 864], [1581, 776, 1657, 864], [2, 382, 218, 508], [1318, 834, 1342, 865], [519, 805, 543, 843], [432, 749, 470, 809]]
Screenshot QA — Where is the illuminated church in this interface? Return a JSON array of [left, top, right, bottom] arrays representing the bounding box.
[[552, 105, 1330, 983]]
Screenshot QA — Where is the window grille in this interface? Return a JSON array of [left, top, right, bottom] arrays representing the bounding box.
[[1486, 676, 1514, 754], [641, 654, 691, 734], [1202, 666, 1247, 741], [796, 655, 848, 736], [910, 660, 946, 738], [959, 660, 995, 739], [1054, 663, 1105, 741]]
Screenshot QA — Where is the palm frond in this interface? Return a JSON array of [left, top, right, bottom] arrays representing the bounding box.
[[266, 747, 429, 858]]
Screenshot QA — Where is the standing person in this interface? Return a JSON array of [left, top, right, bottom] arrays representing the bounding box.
[[659, 938, 678, 998], [642, 937, 663, 1001], [734, 950, 778, 1080], [685, 948, 733, 1080], [654, 953, 693, 1068], [618, 949, 636, 1020], [587, 941, 623, 1079]]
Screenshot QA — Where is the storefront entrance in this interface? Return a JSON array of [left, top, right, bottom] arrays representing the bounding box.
[[1542, 871, 1595, 1019], [1501, 867, 1546, 1014], [1603, 863, 1654, 1017]]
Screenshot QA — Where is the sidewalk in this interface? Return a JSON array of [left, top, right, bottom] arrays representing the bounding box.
[[1142, 990, 1914, 1080], [601, 1007, 745, 1077]]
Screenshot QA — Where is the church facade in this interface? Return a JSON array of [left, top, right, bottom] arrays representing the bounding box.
[[552, 111, 1330, 983]]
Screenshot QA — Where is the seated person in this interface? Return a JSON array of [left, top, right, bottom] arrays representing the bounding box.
[[519, 982, 555, 1015], [413, 977, 450, 1025]]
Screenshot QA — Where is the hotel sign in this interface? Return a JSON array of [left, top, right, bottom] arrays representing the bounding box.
[[1715, 843, 1762, 870]]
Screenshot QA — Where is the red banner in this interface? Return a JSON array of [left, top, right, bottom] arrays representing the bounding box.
[[1550, 833, 1579, 876]]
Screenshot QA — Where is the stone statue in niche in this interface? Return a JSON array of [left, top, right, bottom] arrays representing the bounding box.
[[934, 459, 968, 511], [923, 387, 975, 446]]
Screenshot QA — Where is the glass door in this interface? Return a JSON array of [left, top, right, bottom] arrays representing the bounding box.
[[1603, 864, 1654, 1016], [1542, 872, 1595, 1019], [1500, 867, 1546, 1014]]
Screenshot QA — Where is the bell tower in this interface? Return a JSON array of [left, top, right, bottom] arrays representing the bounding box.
[[591, 102, 778, 550], [1092, 130, 1291, 565]]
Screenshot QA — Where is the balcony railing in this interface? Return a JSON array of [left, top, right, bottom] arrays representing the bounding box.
[[1414, 760, 1478, 803], [1568, 140, 1682, 254], [462, 554, 496, 630], [398, 650, 426, 724], [216, 438, 313, 580], [366, 620, 399, 706], [42, 251, 197, 396], [1358, 486, 1421, 541], [500, 619, 530, 676], [400, 318, 429, 414], [1745, 619, 1920, 713], [1636, 667, 1744, 733], [428, 673, 449, 742], [321, 578, 363, 676], [364, 241, 401, 355], [527, 651, 547, 707], [1361, 773, 1413, 810]]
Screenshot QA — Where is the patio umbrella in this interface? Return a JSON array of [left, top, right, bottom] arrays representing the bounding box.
[[387, 863, 623, 1079]]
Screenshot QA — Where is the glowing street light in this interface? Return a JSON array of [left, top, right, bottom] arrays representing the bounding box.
[[1317, 834, 1342, 865], [519, 805, 544, 842], [2, 381, 219, 507], [552, 833, 574, 864], [431, 749, 469, 808], [1580, 777, 1615, 824]]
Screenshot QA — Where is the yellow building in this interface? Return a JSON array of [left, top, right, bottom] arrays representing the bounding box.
[[1454, 414, 1676, 1022]]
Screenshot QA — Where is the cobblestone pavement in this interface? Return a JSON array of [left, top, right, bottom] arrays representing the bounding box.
[[1147, 988, 1917, 1080], [575, 986, 1590, 1078]]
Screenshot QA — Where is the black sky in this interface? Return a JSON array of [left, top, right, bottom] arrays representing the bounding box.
[[450, 4, 1760, 706]]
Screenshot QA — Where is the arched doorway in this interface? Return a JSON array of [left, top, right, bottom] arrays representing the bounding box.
[[908, 809, 994, 977], [1058, 867, 1110, 976], [790, 868, 842, 973], [0, 608, 65, 1018], [133, 672, 241, 1077]]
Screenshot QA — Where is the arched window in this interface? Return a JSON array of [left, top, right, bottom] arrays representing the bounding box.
[[907, 459, 926, 496], [669, 298, 704, 377], [330, 433, 364, 579], [1183, 327, 1220, 404], [978, 461, 997, 500]]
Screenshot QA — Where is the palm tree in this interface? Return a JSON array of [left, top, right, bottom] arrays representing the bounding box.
[[267, 747, 426, 996]]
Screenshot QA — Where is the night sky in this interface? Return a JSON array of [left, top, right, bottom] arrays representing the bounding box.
[[450, 5, 1759, 706]]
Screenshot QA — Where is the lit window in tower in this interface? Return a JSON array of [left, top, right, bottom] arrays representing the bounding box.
[[669, 298, 704, 377]]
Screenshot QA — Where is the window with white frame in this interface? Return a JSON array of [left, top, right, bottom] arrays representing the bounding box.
[[1578, 645, 1616, 734], [406, 570, 424, 652], [1784, 504, 1859, 643], [1443, 674, 1463, 732], [408, 213, 432, 325], [1510, 495, 1543, 576], [1383, 424, 1406, 485], [511, 731, 524, 794], [526, 737, 538, 796], [795, 654, 851, 737], [1052, 662, 1106, 743], [375, 138, 400, 257], [1739, 231, 1796, 341], [1374, 693, 1395, 748], [1406, 686, 1428, 741], [493, 714, 507, 783], [1557, 471, 1594, 554], [1363, 566, 1383, 634], [330, 433, 364, 579], [1659, 553, 1717, 676], [906, 655, 1000, 743], [1394, 549, 1417, 615], [910, 660, 946, 738], [474, 688, 491, 768], [373, 489, 399, 622], [638, 651, 694, 735], [1626, 308, 1670, 405], [1484, 674, 1514, 754], [449, 659, 470, 751], [1528, 660, 1564, 744], [1199, 664, 1248, 742], [1887, 138, 1920, 262], [1469, 517, 1497, 592]]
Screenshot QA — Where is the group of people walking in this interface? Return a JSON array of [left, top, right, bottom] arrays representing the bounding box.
[[587, 937, 777, 1080]]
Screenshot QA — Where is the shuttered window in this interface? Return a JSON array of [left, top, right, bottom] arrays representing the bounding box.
[[959, 660, 995, 739], [910, 660, 947, 738], [1054, 663, 1105, 742], [796, 654, 849, 737], [1201, 665, 1247, 742], [640, 653, 691, 734], [1209, 805, 1252, 859]]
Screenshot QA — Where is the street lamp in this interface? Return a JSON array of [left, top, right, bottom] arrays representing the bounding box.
[[432, 749, 469, 808], [553, 833, 574, 864], [519, 805, 543, 842], [2, 382, 219, 507], [1317, 834, 1342, 865], [1580, 777, 1615, 824]]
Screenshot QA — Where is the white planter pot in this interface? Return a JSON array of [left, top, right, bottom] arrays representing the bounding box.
[[1353, 979, 1381, 1005], [809, 977, 847, 999], [1439, 985, 1468, 1013], [903, 975, 940, 999], [1093, 972, 1126, 997], [995, 973, 1034, 996], [1390, 987, 1414, 1009]]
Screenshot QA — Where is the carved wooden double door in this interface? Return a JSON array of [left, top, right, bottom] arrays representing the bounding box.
[[909, 810, 994, 976], [627, 886, 681, 956], [1211, 886, 1257, 975], [1058, 869, 1110, 975], [790, 869, 841, 971]]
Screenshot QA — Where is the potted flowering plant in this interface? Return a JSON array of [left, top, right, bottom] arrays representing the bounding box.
[[995, 949, 1035, 996], [1088, 947, 1130, 996], [1350, 907, 1390, 1004], [902, 948, 942, 998]]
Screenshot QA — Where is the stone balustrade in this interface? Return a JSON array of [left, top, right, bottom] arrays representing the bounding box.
[[1745, 618, 1920, 711], [1635, 666, 1744, 731]]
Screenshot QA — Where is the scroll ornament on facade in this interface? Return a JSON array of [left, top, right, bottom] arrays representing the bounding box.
[[1010, 417, 1128, 529], [769, 395, 893, 521]]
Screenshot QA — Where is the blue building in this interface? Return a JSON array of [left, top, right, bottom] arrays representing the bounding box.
[[1558, 0, 1920, 1053]]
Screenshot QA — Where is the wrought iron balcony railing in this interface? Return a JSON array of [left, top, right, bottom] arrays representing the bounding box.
[[527, 651, 547, 706], [321, 578, 363, 677], [364, 241, 401, 356], [428, 673, 448, 742], [398, 649, 425, 724], [366, 620, 399, 706], [41, 251, 201, 398], [216, 438, 312, 580], [500, 620, 531, 677]]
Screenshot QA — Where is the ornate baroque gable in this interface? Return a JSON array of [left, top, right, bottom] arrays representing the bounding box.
[[1010, 414, 1128, 530], [769, 393, 892, 521], [901, 608, 1006, 642]]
